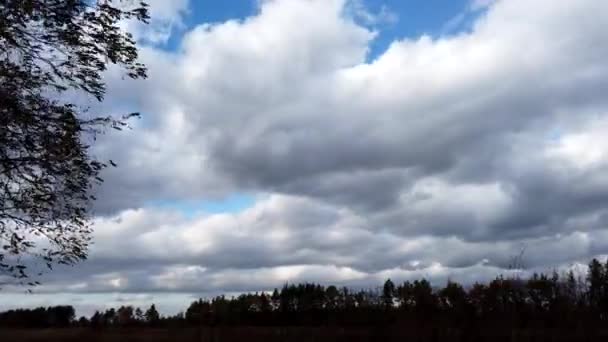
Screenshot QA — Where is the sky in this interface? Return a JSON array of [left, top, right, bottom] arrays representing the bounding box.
[[2, 0, 608, 316]]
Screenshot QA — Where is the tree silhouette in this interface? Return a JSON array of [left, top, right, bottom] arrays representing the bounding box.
[[145, 304, 160, 326], [103, 308, 116, 327], [90, 311, 102, 329], [587, 258, 604, 311], [117, 306, 134, 326], [135, 307, 144, 322], [0, 0, 149, 283], [381, 279, 395, 308]]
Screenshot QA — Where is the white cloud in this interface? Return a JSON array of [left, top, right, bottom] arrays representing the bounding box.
[[470, 0, 497, 11], [344, 0, 398, 27], [547, 118, 608, 169], [123, 0, 190, 45]]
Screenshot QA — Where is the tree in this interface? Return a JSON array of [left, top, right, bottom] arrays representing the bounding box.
[[0, 0, 149, 283], [186, 299, 211, 325], [411, 279, 436, 315], [47, 305, 75, 327], [117, 305, 134, 326], [527, 273, 554, 312], [77, 316, 89, 327], [134, 307, 144, 322], [325, 285, 339, 310], [439, 280, 468, 312], [396, 281, 414, 310], [102, 308, 116, 326], [587, 258, 604, 309], [259, 293, 272, 313], [145, 304, 160, 325], [565, 270, 579, 307], [90, 310, 103, 328], [381, 279, 395, 309], [601, 259, 608, 317], [271, 288, 280, 310]]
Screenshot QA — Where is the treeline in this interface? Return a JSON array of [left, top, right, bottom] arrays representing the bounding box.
[[4, 258, 608, 333], [0, 306, 75, 328]]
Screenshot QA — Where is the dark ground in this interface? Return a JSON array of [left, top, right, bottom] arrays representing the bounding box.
[[1, 327, 607, 342]]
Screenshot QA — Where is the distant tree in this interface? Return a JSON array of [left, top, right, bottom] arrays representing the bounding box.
[[396, 281, 414, 310], [90, 310, 103, 328], [439, 280, 468, 312], [0, 0, 149, 283], [271, 288, 280, 311], [467, 282, 487, 317], [117, 305, 134, 326], [260, 293, 272, 313], [103, 308, 116, 327], [134, 307, 144, 322], [342, 287, 356, 309], [326, 285, 339, 310], [47, 305, 75, 327], [354, 290, 372, 308], [601, 259, 608, 317], [587, 258, 604, 310], [77, 316, 89, 327], [411, 279, 437, 316], [527, 273, 555, 312], [145, 304, 160, 325], [381, 279, 395, 309], [565, 270, 579, 306], [279, 284, 295, 312], [186, 299, 210, 325]]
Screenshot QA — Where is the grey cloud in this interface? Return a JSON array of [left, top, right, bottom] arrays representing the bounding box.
[[12, 195, 607, 298]]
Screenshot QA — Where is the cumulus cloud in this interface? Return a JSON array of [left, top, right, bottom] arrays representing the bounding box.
[[344, 0, 398, 27], [3, 0, 608, 315], [122, 0, 190, 45], [7, 195, 608, 296]]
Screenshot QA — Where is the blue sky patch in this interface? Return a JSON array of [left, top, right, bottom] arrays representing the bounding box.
[[146, 194, 257, 217], [162, 0, 483, 59]]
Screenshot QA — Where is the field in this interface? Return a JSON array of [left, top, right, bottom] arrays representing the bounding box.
[[1, 327, 607, 342]]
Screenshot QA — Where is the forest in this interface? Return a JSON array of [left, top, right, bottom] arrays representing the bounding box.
[[2, 258, 608, 341]]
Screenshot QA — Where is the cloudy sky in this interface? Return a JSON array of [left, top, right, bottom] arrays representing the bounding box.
[[3, 0, 608, 316]]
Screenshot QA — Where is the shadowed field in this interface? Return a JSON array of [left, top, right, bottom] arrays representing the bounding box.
[[1, 327, 607, 342]]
